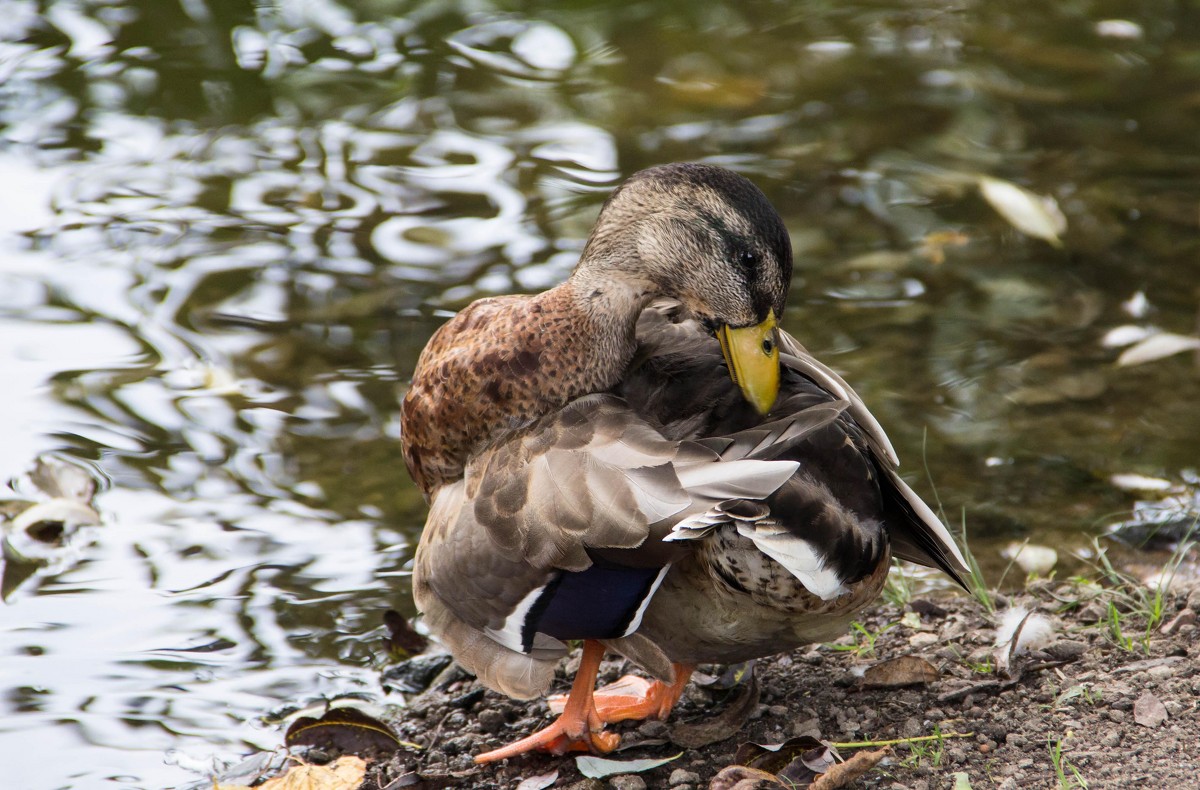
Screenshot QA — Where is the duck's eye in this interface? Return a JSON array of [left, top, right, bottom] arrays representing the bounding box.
[[738, 250, 759, 268], [762, 337, 774, 355]]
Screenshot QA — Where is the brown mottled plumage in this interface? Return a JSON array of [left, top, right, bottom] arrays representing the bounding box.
[[399, 163, 969, 762]]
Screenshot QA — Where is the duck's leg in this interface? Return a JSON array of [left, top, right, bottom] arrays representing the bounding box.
[[474, 640, 619, 763], [549, 663, 695, 722]]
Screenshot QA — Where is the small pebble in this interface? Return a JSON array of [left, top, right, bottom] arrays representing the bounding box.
[[637, 720, 669, 738], [791, 717, 821, 738], [997, 779, 1019, 790], [1161, 609, 1196, 635], [1148, 663, 1176, 680], [608, 775, 646, 790], [1006, 732, 1028, 748], [1102, 731, 1121, 748], [669, 768, 701, 786], [476, 709, 506, 734], [1045, 640, 1089, 661]]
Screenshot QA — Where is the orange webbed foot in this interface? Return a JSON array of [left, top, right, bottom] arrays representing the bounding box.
[[473, 714, 619, 763], [549, 664, 694, 724], [475, 640, 622, 764]]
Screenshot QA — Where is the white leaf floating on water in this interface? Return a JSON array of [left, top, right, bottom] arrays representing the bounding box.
[[1101, 324, 1158, 348], [1116, 332, 1200, 367], [10, 498, 101, 533], [1109, 473, 1174, 492], [1000, 542, 1058, 576], [1095, 19, 1144, 39], [978, 176, 1067, 246], [1122, 290, 1150, 318], [575, 752, 682, 780]]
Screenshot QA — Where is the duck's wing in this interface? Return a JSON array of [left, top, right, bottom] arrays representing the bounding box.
[[774, 330, 970, 588], [620, 300, 968, 590], [414, 392, 802, 695]]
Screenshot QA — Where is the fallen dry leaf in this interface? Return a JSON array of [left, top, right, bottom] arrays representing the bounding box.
[[810, 747, 890, 789], [861, 655, 939, 688], [1133, 691, 1168, 728], [708, 765, 782, 790], [515, 769, 559, 790], [671, 672, 759, 748], [217, 756, 367, 790], [736, 735, 836, 776], [777, 743, 839, 787], [575, 752, 682, 780]]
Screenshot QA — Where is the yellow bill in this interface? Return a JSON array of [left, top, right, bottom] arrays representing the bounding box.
[[717, 310, 780, 414]]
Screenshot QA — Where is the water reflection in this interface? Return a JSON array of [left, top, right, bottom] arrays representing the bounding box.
[[1, 0, 1199, 787]]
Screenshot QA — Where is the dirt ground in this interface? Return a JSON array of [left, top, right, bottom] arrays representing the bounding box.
[[359, 574, 1199, 790]]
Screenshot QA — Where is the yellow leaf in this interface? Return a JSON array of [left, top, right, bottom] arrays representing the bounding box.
[[919, 230, 970, 265], [216, 756, 367, 790]]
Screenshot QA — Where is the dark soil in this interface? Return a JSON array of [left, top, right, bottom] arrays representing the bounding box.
[[364, 579, 1200, 790]]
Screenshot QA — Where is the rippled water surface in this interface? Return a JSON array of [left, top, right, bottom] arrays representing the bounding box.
[[2, 1, 1198, 787]]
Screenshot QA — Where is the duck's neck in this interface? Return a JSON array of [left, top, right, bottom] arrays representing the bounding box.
[[558, 266, 657, 391]]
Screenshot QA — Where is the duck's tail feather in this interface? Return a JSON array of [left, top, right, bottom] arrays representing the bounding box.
[[881, 466, 970, 590]]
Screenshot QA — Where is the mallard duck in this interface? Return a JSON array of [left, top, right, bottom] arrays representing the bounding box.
[[400, 163, 969, 762]]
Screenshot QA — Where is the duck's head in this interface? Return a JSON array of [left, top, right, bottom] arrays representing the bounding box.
[[576, 162, 793, 414]]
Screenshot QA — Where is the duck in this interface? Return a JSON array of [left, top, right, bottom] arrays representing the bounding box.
[[400, 162, 969, 763]]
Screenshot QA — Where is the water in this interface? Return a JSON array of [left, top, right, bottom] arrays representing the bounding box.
[[1, 1, 1198, 787]]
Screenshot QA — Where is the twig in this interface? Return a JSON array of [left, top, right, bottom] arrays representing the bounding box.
[[831, 731, 974, 749]]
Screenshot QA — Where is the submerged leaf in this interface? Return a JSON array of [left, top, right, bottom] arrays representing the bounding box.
[[575, 752, 682, 779], [918, 230, 971, 265], [383, 609, 429, 659], [286, 707, 410, 754], [1116, 332, 1200, 366], [978, 176, 1066, 246], [10, 498, 100, 536], [29, 457, 97, 502]]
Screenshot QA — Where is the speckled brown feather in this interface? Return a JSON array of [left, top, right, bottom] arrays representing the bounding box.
[[401, 283, 638, 496]]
